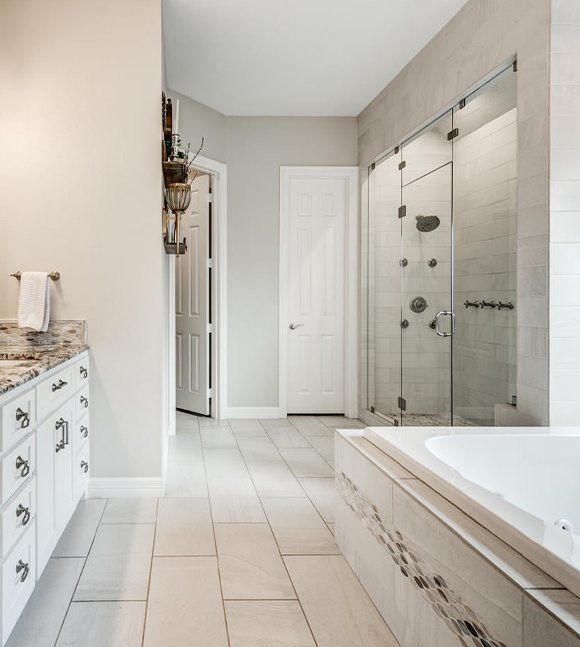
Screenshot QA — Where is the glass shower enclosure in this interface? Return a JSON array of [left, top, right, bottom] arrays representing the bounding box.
[[366, 64, 517, 426]]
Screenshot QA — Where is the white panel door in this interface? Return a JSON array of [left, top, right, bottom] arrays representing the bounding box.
[[176, 174, 210, 415], [287, 177, 346, 413]]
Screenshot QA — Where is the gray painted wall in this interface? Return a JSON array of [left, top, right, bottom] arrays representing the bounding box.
[[358, 0, 551, 424], [169, 95, 358, 409]]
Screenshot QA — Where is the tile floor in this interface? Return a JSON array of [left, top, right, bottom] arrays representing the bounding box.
[[7, 414, 399, 647]]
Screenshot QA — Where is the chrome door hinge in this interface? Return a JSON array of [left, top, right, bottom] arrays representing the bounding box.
[[207, 258, 213, 269], [208, 388, 213, 398], [398, 397, 407, 412], [207, 323, 214, 333], [370, 162, 376, 172], [447, 128, 459, 141], [398, 160, 406, 170], [398, 205, 407, 219], [207, 194, 213, 203]]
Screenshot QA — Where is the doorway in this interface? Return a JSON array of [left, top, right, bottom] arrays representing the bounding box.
[[168, 155, 227, 432], [279, 166, 358, 418]]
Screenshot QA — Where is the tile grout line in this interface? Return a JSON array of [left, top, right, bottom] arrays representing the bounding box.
[[139, 497, 160, 647], [201, 422, 232, 647], [232, 419, 320, 647], [52, 498, 108, 647]]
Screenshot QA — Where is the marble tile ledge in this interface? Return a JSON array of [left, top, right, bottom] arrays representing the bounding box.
[[0, 320, 87, 396]]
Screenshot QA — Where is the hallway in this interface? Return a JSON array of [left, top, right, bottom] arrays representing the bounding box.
[[7, 414, 398, 647]]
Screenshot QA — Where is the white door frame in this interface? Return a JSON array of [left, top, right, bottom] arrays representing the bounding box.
[[279, 166, 359, 419], [168, 154, 228, 434]]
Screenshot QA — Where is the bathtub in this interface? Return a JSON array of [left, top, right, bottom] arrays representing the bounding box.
[[364, 425, 580, 599]]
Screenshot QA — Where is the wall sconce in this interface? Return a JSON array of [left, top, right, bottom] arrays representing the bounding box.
[[161, 93, 204, 256], [165, 182, 191, 256]]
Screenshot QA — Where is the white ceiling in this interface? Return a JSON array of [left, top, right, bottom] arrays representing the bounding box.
[[162, 0, 468, 117]]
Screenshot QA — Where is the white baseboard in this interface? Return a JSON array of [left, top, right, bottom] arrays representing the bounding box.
[[224, 406, 282, 419], [87, 477, 165, 498]]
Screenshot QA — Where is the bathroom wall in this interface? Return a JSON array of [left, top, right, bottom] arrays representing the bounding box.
[[0, 0, 166, 478], [549, 1, 580, 424], [167, 92, 358, 411], [453, 108, 518, 425], [358, 0, 550, 424]]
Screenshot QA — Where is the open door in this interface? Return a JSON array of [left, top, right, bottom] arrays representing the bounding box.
[[176, 173, 211, 415]]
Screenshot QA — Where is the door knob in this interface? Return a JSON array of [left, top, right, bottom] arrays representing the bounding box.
[[289, 323, 304, 330]]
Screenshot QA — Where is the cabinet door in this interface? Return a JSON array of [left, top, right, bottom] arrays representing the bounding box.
[[36, 416, 55, 577], [54, 416, 74, 535]]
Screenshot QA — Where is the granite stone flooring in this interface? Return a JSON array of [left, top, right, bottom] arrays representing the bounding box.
[[7, 413, 398, 647]]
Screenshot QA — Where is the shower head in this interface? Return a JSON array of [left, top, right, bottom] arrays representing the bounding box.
[[415, 215, 440, 233]]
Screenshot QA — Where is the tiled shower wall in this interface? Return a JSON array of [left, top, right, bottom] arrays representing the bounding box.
[[453, 109, 518, 425], [358, 0, 550, 424], [549, 1, 580, 425]]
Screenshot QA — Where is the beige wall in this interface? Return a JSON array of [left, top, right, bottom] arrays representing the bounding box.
[[0, 0, 166, 477], [358, 0, 551, 424], [168, 94, 358, 409]]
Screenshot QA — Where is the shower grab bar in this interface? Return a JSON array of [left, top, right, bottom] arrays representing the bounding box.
[[434, 310, 455, 337]]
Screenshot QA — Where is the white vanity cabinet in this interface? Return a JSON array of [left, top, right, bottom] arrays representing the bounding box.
[[0, 351, 90, 645]]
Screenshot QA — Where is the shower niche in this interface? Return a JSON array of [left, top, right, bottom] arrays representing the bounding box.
[[366, 64, 517, 427]]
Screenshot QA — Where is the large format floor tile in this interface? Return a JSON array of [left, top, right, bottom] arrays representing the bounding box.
[[154, 498, 214, 556], [101, 498, 158, 524], [52, 499, 107, 558], [285, 555, 398, 647], [164, 459, 208, 497], [143, 557, 228, 647], [56, 601, 146, 647], [247, 461, 305, 497], [225, 601, 316, 647], [317, 416, 365, 429], [201, 427, 237, 448], [288, 416, 332, 437], [306, 436, 335, 467], [261, 498, 339, 555], [266, 428, 310, 448], [298, 478, 336, 523], [237, 437, 283, 462], [74, 524, 154, 601], [215, 524, 295, 600], [6, 558, 84, 647], [228, 419, 267, 436], [280, 448, 334, 477]]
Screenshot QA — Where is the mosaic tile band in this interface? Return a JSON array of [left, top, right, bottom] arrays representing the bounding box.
[[337, 472, 506, 647]]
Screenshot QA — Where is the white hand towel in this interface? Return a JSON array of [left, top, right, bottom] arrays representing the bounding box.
[[17, 271, 50, 332]]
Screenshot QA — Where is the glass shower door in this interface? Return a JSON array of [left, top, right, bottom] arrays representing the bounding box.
[[400, 113, 454, 425], [367, 150, 402, 425]]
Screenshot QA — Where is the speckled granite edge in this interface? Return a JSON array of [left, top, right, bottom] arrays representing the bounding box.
[[0, 320, 88, 397], [0, 320, 85, 348]]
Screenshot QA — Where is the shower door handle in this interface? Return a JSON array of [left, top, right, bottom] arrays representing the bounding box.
[[434, 310, 455, 337]]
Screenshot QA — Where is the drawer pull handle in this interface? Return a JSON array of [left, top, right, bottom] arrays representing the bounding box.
[[15, 407, 30, 429], [16, 504, 31, 526], [80, 365, 88, 378], [52, 379, 68, 392], [81, 460, 89, 474], [16, 559, 29, 583], [80, 425, 89, 438], [80, 395, 89, 409], [15, 456, 30, 478], [55, 417, 67, 451]]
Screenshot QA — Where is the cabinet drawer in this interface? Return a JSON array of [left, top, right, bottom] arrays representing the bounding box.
[[75, 385, 90, 420], [1, 478, 35, 559], [1, 435, 35, 506], [75, 356, 90, 390], [75, 443, 90, 499], [0, 390, 35, 454], [2, 522, 36, 644], [36, 363, 75, 419]]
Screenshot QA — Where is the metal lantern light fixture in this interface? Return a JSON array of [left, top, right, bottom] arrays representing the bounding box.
[[165, 182, 191, 256]]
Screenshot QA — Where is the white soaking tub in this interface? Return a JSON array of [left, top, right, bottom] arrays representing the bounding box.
[[364, 425, 580, 599]]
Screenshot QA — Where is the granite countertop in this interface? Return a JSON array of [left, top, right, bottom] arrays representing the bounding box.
[[0, 320, 88, 398]]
